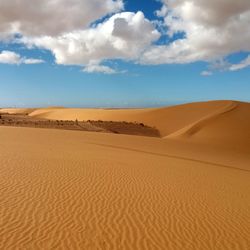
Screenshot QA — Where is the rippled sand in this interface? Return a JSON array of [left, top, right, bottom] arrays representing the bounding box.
[[0, 126, 249, 249]]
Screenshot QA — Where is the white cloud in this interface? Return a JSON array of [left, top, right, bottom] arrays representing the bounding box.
[[0, 0, 160, 73], [229, 56, 250, 71], [83, 61, 116, 74], [0, 51, 21, 64], [0, 0, 123, 37], [142, 0, 250, 65], [23, 58, 45, 65], [156, 5, 168, 17], [201, 71, 213, 76], [1, 0, 250, 74], [0, 50, 44, 65], [21, 12, 160, 66]]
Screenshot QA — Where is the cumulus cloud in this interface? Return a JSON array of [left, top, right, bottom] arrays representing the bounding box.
[[0, 0, 160, 73], [21, 12, 160, 66], [141, 0, 250, 65], [0, 0, 123, 37], [0, 0, 250, 74], [0, 51, 21, 64], [0, 50, 44, 65]]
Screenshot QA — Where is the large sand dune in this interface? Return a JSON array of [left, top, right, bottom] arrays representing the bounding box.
[[27, 100, 235, 136], [26, 100, 250, 148], [1, 100, 250, 249]]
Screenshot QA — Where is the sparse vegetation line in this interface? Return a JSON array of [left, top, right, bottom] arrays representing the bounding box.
[[0, 113, 160, 137]]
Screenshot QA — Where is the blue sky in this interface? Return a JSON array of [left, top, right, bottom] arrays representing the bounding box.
[[0, 0, 249, 108]]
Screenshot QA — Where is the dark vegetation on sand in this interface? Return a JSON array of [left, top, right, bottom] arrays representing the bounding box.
[[0, 113, 160, 137]]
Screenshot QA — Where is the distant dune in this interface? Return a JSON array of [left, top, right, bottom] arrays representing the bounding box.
[[0, 108, 36, 115], [8, 100, 245, 149], [2, 100, 250, 152]]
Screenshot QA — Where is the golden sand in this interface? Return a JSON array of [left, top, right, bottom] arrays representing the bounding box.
[[0, 100, 249, 249]]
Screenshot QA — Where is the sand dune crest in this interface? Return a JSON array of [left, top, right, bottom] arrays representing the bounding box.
[[166, 100, 238, 138]]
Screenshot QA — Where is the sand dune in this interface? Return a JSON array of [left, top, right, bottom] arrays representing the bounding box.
[[0, 126, 249, 249], [27, 100, 250, 149], [28, 101, 234, 137], [0, 108, 36, 115], [1, 100, 250, 249], [166, 101, 238, 138], [2, 100, 250, 155], [165, 101, 250, 153]]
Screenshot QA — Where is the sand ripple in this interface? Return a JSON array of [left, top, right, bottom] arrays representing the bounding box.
[[0, 127, 250, 249]]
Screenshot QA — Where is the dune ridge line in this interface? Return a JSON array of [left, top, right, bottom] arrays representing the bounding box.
[[166, 101, 238, 138]]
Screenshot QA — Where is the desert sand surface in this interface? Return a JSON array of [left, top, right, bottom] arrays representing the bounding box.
[[1, 100, 250, 249]]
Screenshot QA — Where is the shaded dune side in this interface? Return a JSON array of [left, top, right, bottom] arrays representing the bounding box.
[[173, 101, 250, 150], [138, 100, 236, 137], [166, 101, 238, 138]]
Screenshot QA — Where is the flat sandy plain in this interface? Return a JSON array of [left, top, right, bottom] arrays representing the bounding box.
[[0, 100, 250, 249]]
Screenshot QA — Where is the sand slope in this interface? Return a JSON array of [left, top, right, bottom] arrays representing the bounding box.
[[0, 108, 36, 115], [169, 101, 250, 150], [0, 126, 250, 249], [28, 101, 233, 137], [27, 100, 250, 150]]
